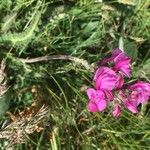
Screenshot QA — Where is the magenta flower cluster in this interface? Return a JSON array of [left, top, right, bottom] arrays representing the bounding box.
[[87, 48, 150, 117]]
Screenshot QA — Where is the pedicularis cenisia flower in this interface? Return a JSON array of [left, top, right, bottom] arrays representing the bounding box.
[[87, 48, 150, 117]]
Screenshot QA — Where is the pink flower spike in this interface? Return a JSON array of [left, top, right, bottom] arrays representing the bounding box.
[[112, 105, 121, 117], [125, 100, 138, 113], [116, 74, 124, 89], [94, 67, 117, 91]]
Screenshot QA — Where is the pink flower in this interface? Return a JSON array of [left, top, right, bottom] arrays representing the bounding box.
[[129, 81, 150, 93], [86, 48, 150, 117], [118, 90, 139, 113], [100, 48, 131, 77], [112, 105, 121, 117], [124, 100, 138, 113], [128, 81, 150, 104], [115, 74, 124, 89], [94, 67, 117, 91], [104, 90, 114, 101], [113, 49, 131, 77], [87, 88, 107, 112]]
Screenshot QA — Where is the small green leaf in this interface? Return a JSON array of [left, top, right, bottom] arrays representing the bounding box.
[[82, 21, 99, 36], [124, 39, 138, 61]]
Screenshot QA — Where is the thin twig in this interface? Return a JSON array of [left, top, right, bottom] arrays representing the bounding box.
[[19, 55, 94, 72]]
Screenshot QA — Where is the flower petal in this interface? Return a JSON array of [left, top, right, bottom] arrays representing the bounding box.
[[128, 81, 150, 104], [116, 74, 124, 89], [112, 48, 123, 57], [94, 67, 117, 91], [87, 89, 106, 112], [125, 100, 138, 113], [88, 101, 98, 112], [114, 52, 131, 77], [104, 90, 114, 101], [86, 88, 96, 100], [112, 105, 121, 117], [96, 100, 107, 111]]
